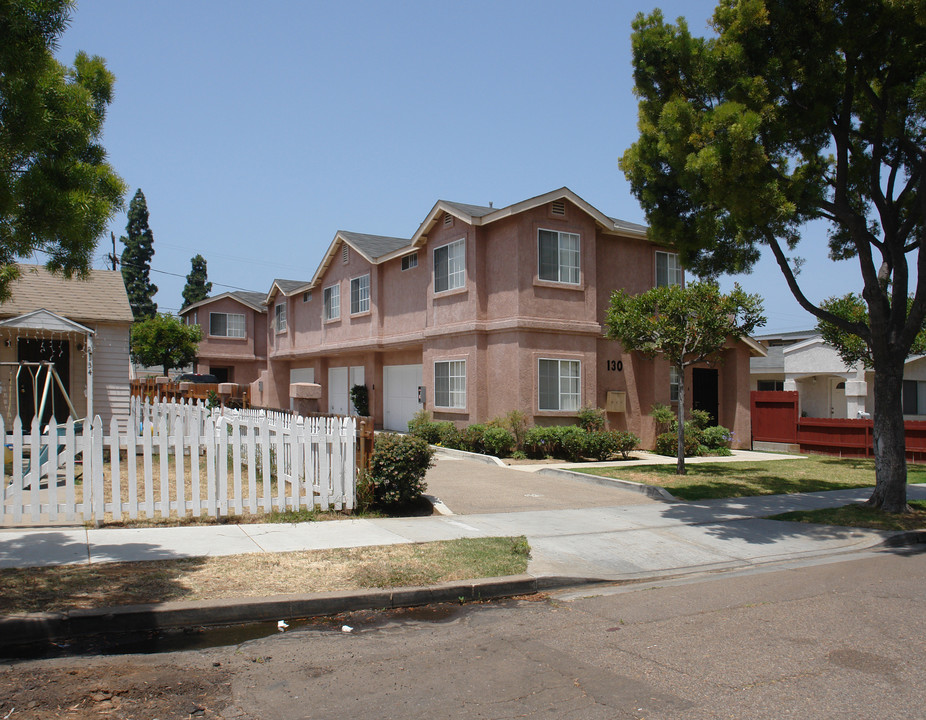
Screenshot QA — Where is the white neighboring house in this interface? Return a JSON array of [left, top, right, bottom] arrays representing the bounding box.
[[0, 264, 134, 431], [751, 330, 926, 420]]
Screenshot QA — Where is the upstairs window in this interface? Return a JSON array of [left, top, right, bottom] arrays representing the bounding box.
[[656, 251, 683, 287], [538, 229, 580, 284], [434, 238, 465, 293], [538, 359, 580, 411], [274, 303, 287, 332], [209, 312, 245, 338], [350, 274, 370, 314], [402, 252, 418, 271], [324, 284, 340, 321]]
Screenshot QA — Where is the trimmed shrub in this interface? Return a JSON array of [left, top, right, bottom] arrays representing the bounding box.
[[576, 406, 606, 433], [483, 426, 515, 457], [689, 409, 713, 431], [459, 424, 487, 454], [701, 424, 733, 450], [558, 426, 587, 462], [650, 403, 676, 434], [504, 410, 530, 451], [654, 431, 702, 458], [437, 421, 461, 449], [583, 430, 618, 461], [613, 430, 640, 460], [524, 426, 555, 459], [408, 410, 441, 444], [369, 433, 435, 507]]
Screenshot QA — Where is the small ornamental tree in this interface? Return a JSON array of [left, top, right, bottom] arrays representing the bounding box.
[[606, 281, 764, 475], [130, 313, 201, 377], [181, 254, 212, 309], [120, 189, 158, 319]]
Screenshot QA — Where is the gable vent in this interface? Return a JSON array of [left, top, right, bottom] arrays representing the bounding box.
[[443, 212, 453, 227], [342, 244, 349, 263], [551, 200, 566, 216]]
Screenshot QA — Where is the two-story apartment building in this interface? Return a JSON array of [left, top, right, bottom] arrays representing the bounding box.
[[245, 188, 759, 448]]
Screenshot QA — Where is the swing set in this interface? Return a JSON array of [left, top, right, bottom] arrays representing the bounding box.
[[3, 360, 85, 481]]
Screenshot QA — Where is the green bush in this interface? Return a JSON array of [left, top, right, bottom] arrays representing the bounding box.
[[504, 410, 530, 451], [369, 433, 435, 507], [483, 426, 515, 457], [437, 421, 461, 448], [576, 406, 606, 432], [408, 410, 441, 443], [654, 431, 702, 458], [524, 426, 555, 458], [650, 403, 675, 434], [558, 426, 588, 462], [613, 430, 640, 460], [350, 384, 370, 417], [689, 409, 713, 431], [701, 424, 733, 450], [583, 430, 640, 461], [459, 424, 487, 454]]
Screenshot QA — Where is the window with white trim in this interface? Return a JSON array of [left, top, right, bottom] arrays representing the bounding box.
[[434, 360, 466, 409], [538, 229, 580, 284], [324, 284, 340, 321], [209, 312, 245, 338], [274, 303, 287, 332], [433, 238, 465, 293], [538, 359, 581, 411], [669, 366, 680, 402], [402, 252, 418, 271], [350, 274, 370, 314], [656, 251, 683, 287]]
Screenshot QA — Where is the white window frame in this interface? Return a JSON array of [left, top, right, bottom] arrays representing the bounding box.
[[538, 358, 581, 411], [274, 302, 287, 333], [350, 274, 370, 315], [538, 229, 581, 284], [656, 251, 683, 287], [669, 366, 680, 403], [402, 252, 418, 271], [324, 283, 340, 321], [433, 238, 465, 293], [209, 312, 246, 338], [434, 359, 466, 409]]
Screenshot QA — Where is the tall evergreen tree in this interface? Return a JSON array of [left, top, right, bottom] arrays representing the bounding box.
[[120, 189, 158, 319], [181, 254, 212, 309]]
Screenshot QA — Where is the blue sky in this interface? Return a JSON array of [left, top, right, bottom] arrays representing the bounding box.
[[52, 0, 861, 332]]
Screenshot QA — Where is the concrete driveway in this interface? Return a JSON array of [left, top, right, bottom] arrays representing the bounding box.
[[424, 452, 656, 514]]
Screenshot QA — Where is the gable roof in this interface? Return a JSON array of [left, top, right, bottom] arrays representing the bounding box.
[[0, 264, 133, 324], [179, 290, 267, 315], [0, 308, 94, 335], [264, 278, 312, 304]]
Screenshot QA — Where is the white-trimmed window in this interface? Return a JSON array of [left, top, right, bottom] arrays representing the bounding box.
[[209, 312, 245, 338], [350, 274, 370, 314], [274, 303, 287, 332], [538, 359, 581, 411], [433, 238, 465, 293], [187, 311, 198, 326], [538, 229, 580, 284], [434, 360, 466, 409], [669, 366, 680, 402], [656, 251, 683, 287], [324, 284, 340, 321], [402, 252, 418, 271]]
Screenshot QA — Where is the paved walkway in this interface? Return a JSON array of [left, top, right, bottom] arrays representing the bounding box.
[[2, 451, 922, 582]]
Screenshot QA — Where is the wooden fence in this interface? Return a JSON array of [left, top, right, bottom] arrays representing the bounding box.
[[131, 378, 251, 408], [1, 399, 356, 526], [751, 390, 926, 461]]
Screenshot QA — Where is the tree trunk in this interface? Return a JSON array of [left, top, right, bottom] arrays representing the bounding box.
[[676, 362, 686, 475], [867, 362, 909, 512]]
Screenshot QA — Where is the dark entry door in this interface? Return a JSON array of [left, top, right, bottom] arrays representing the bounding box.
[[17, 338, 70, 427], [692, 367, 719, 426]]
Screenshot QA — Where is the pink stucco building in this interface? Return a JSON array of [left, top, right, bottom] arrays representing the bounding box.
[[226, 187, 761, 448]]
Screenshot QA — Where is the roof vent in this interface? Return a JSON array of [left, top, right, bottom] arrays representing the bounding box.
[[443, 212, 453, 227], [551, 200, 566, 216], [342, 244, 349, 263]]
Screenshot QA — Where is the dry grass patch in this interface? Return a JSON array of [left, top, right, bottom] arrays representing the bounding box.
[[0, 536, 530, 614]]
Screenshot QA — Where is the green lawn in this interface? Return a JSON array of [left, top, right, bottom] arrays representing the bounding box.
[[574, 455, 926, 501], [769, 500, 926, 531]]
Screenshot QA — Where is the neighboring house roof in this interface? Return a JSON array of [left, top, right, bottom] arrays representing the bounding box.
[[265, 278, 312, 304], [0, 264, 132, 324], [180, 290, 267, 315]]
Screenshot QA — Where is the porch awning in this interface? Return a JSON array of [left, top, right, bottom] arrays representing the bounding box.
[[0, 309, 94, 335]]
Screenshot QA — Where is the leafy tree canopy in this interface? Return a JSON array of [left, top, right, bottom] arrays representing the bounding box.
[[0, 0, 126, 300], [130, 313, 201, 377], [606, 281, 765, 474], [620, 0, 926, 511], [181, 254, 212, 309], [120, 189, 158, 319]]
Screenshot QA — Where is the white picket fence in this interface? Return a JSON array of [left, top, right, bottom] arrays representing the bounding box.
[[0, 398, 356, 526]]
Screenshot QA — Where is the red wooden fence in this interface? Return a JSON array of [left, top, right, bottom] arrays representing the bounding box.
[[751, 390, 926, 462]]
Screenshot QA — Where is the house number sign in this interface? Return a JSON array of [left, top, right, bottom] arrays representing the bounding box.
[[606, 360, 623, 372]]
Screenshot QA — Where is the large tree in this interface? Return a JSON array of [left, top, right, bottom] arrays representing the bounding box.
[[181, 254, 212, 309], [120, 189, 158, 319], [0, 0, 125, 300], [606, 281, 765, 475], [130, 313, 201, 377], [620, 0, 926, 512]]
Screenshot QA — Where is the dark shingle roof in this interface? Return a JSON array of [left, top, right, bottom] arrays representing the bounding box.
[[231, 291, 268, 308], [442, 201, 495, 218], [339, 232, 411, 260], [272, 279, 310, 294]]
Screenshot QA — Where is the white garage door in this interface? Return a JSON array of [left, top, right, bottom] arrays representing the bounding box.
[[328, 366, 349, 415], [383, 364, 422, 432]]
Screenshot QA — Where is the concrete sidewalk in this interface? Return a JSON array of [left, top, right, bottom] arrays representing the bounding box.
[[3, 484, 923, 581]]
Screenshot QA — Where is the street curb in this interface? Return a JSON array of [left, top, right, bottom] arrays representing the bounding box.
[[432, 446, 507, 467], [0, 574, 597, 650], [535, 466, 677, 501]]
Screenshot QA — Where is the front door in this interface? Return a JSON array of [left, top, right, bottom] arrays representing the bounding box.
[[17, 338, 70, 427], [692, 367, 719, 426]]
